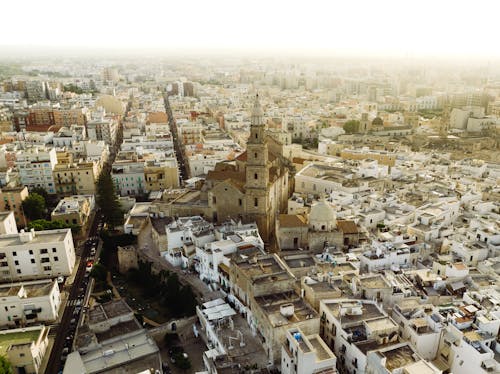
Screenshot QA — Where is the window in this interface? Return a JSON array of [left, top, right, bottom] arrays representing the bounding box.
[[254, 173, 258, 180], [254, 198, 258, 207], [212, 196, 216, 204], [239, 199, 242, 207], [254, 152, 258, 159], [41, 258, 50, 263], [16, 269, 21, 274], [255, 133, 258, 139], [14, 260, 19, 265], [54, 257, 59, 262], [40, 249, 48, 254], [12, 251, 17, 256], [31, 259, 35, 264], [43, 266, 51, 271], [52, 248, 57, 253]]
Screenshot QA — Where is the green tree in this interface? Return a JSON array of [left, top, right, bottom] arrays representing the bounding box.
[[96, 173, 123, 229], [27, 219, 81, 234], [89, 263, 107, 282], [31, 187, 48, 200], [22, 193, 46, 221], [0, 356, 13, 374], [173, 353, 191, 371], [343, 120, 360, 134]]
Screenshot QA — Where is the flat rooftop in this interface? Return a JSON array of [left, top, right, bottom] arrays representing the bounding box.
[[0, 229, 69, 248], [283, 255, 315, 269], [77, 330, 160, 373], [308, 335, 334, 361], [89, 299, 133, 324], [381, 344, 417, 371], [0, 280, 55, 298], [254, 291, 317, 327], [326, 301, 384, 325], [0, 328, 42, 355], [357, 274, 390, 289], [237, 255, 293, 284], [95, 319, 142, 343]]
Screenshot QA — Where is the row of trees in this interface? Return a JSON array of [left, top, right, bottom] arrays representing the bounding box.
[[27, 219, 80, 234]]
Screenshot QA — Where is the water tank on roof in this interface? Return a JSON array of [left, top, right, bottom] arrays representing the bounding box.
[[280, 303, 294, 318]]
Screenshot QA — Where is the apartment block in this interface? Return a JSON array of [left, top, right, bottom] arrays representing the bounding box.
[[0, 279, 61, 327], [0, 228, 76, 282]]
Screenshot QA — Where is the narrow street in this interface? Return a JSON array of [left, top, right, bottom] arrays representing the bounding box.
[[44, 212, 102, 374], [163, 93, 188, 182]]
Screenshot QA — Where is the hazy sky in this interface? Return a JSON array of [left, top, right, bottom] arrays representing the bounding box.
[[2, 0, 499, 57]]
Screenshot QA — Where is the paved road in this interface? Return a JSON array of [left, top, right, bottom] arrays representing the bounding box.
[[163, 93, 188, 182], [44, 212, 102, 374]]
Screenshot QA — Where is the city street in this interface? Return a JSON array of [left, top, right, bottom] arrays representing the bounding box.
[[44, 212, 102, 374]]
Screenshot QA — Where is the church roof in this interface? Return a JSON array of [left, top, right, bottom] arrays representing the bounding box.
[[235, 151, 247, 161], [337, 220, 358, 234], [278, 214, 307, 228], [206, 170, 246, 183], [235, 149, 279, 163]]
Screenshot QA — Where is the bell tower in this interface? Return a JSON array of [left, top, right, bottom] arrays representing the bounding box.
[[245, 95, 270, 241], [246, 94, 269, 190]]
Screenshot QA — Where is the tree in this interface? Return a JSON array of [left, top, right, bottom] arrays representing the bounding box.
[[89, 263, 107, 282], [31, 187, 48, 200], [22, 193, 46, 221], [27, 219, 81, 234], [343, 120, 360, 134], [172, 353, 191, 371], [0, 356, 13, 374], [96, 173, 123, 229]]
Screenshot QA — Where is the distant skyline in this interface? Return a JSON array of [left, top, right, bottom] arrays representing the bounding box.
[[2, 0, 500, 58]]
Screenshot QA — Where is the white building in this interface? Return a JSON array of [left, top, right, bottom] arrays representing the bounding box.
[[281, 327, 337, 374], [16, 146, 58, 194], [0, 228, 76, 282], [319, 299, 401, 374], [0, 279, 61, 327], [111, 161, 145, 196], [0, 211, 19, 235]]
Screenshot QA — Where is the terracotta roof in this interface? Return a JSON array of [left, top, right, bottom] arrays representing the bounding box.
[[279, 214, 307, 228], [235, 148, 279, 163], [292, 157, 307, 164], [206, 170, 246, 183], [148, 112, 168, 123], [235, 150, 247, 161], [337, 220, 358, 234]]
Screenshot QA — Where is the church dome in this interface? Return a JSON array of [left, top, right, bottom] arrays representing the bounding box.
[[309, 200, 336, 231]]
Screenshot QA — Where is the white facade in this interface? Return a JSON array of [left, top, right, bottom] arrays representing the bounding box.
[[16, 146, 58, 194], [0, 228, 76, 282], [0, 279, 61, 327], [281, 328, 337, 374], [111, 162, 145, 196], [0, 211, 19, 235]]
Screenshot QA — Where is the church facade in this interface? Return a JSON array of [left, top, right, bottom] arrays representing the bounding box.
[[204, 96, 290, 244]]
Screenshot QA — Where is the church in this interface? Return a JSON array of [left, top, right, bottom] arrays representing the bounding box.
[[202, 95, 290, 244]]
